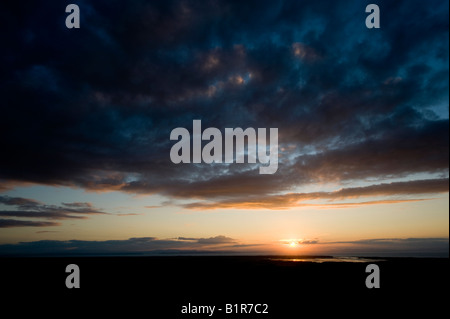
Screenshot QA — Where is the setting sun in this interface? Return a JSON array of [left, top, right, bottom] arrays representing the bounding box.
[[281, 239, 302, 248]]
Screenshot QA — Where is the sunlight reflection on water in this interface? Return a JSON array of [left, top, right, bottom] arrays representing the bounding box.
[[269, 257, 383, 263]]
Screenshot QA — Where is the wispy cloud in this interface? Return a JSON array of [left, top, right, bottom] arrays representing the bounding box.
[[182, 178, 448, 210], [177, 235, 236, 244], [0, 196, 107, 228], [0, 219, 60, 228], [35, 230, 60, 234]]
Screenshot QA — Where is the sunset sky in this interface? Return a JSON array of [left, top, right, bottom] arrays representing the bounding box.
[[0, 0, 448, 256]]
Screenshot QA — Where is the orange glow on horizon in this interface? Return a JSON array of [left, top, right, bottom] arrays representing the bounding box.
[[281, 239, 302, 249]]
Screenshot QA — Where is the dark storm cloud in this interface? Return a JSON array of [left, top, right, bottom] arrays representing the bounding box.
[[0, 196, 106, 227], [0, 1, 448, 203], [291, 118, 449, 182]]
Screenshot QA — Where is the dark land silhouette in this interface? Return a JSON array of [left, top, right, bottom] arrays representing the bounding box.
[[2, 256, 448, 317]]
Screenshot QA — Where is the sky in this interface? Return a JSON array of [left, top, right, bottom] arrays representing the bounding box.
[[0, 0, 448, 256]]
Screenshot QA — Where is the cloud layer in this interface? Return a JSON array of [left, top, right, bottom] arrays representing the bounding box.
[[183, 178, 449, 209], [0, 235, 241, 255], [0, 0, 448, 210], [0, 196, 106, 228], [0, 236, 447, 257]]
